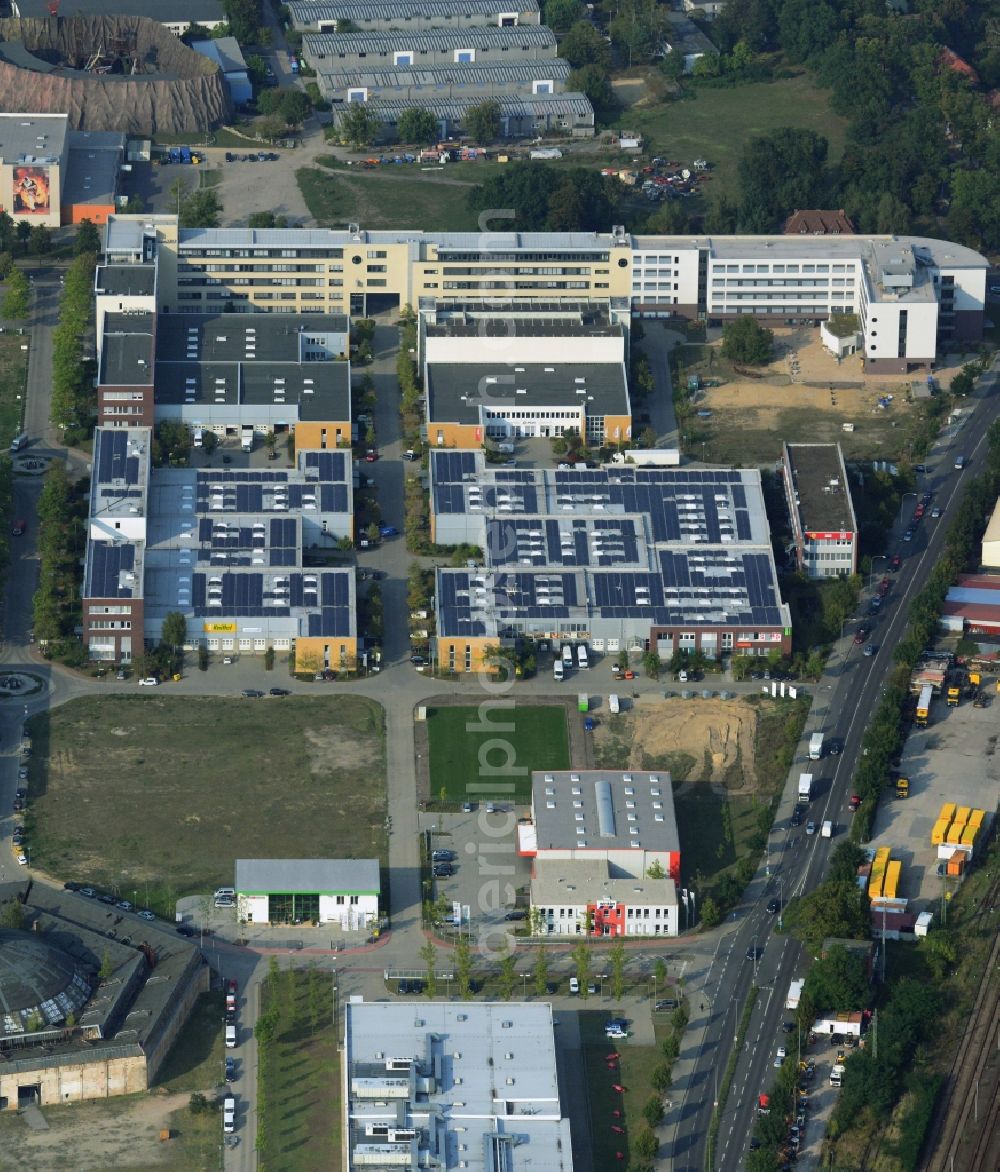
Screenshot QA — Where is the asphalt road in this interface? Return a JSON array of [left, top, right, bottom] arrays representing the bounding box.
[[674, 361, 1000, 1171]]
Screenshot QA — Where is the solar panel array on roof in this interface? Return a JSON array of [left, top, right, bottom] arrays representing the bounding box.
[[654, 550, 783, 624], [190, 569, 352, 633], [192, 517, 299, 567], [487, 517, 640, 568], [96, 430, 140, 488], [85, 541, 136, 599], [196, 472, 347, 515], [303, 450, 349, 480]]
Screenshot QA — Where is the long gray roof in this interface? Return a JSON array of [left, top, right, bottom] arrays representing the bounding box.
[[290, 0, 538, 20], [428, 360, 627, 422], [13, 0, 224, 18], [318, 59, 571, 86], [357, 91, 593, 119], [304, 25, 555, 53], [235, 858, 380, 893]]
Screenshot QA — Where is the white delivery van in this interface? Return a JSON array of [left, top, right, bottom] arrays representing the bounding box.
[[225, 1024, 237, 1048], [223, 1095, 236, 1133], [9, 432, 28, 453], [193, 428, 203, 447], [609, 693, 620, 714], [562, 644, 574, 666], [553, 659, 564, 682], [577, 644, 589, 669], [821, 820, 834, 838]]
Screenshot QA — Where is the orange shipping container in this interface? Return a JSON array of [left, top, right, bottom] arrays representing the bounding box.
[[947, 854, 966, 877]]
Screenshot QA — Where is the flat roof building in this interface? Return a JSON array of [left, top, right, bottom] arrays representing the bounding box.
[[428, 452, 791, 671], [235, 858, 380, 929], [83, 429, 359, 669], [303, 25, 557, 70], [344, 1000, 573, 1172], [316, 59, 569, 102], [530, 857, 679, 937], [289, 0, 540, 32], [11, 0, 226, 35], [781, 443, 857, 578]]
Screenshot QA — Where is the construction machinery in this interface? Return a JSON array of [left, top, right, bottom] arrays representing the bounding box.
[[895, 776, 909, 799], [915, 683, 933, 727]]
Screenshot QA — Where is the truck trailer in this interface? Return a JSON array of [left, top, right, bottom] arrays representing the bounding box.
[[809, 732, 824, 760], [915, 683, 933, 727], [798, 773, 813, 801]]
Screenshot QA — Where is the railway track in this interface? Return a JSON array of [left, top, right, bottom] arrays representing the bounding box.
[[924, 868, 1000, 1172]]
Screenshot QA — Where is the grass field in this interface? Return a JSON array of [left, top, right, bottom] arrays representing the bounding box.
[[0, 331, 28, 448], [259, 967, 341, 1171], [298, 163, 482, 231], [25, 695, 386, 912], [627, 72, 849, 202], [425, 704, 570, 803]]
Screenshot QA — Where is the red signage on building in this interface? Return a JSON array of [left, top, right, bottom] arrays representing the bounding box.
[[805, 531, 853, 541]]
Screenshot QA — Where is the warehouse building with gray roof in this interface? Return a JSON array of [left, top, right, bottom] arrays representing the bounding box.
[[288, 0, 540, 32]]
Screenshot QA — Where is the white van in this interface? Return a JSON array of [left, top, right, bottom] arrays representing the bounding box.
[[9, 432, 28, 453], [577, 645, 589, 669], [223, 1095, 236, 1133], [609, 693, 620, 714], [193, 428, 203, 447], [562, 644, 574, 666], [225, 1024, 237, 1048], [553, 659, 564, 682]]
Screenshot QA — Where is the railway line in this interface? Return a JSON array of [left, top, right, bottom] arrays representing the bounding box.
[[924, 868, 1000, 1172]]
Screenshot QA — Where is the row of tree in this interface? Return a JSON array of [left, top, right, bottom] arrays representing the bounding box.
[[32, 463, 88, 656], [50, 250, 98, 445], [336, 99, 502, 149]]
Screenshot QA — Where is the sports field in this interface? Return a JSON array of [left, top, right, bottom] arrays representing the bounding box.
[[425, 704, 569, 803]]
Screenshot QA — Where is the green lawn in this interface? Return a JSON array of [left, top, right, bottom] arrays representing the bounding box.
[[425, 704, 569, 803], [259, 967, 341, 1172], [0, 330, 28, 448], [297, 163, 482, 231], [580, 1011, 666, 1169], [627, 72, 849, 202], [25, 695, 386, 913]]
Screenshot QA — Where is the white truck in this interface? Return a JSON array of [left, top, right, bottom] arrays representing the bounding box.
[[798, 773, 813, 802], [609, 693, 620, 714], [830, 1064, 845, 1088], [809, 732, 824, 760], [821, 820, 834, 838], [241, 425, 253, 452]]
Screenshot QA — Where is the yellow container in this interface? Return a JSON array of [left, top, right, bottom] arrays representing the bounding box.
[[967, 809, 985, 832], [946, 823, 966, 845], [883, 860, 901, 900], [954, 806, 971, 827], [960, 825, 977, 846], [939, 802, 956, 824], [868, 873, 884, 900], [931, 818, 951, 846]]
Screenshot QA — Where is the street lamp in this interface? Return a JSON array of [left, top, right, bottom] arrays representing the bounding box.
[[868, 554, 890, 592], [897, 492, 917, 525]]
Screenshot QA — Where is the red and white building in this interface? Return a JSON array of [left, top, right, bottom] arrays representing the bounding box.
[[520, 770, 680, 937], [782, 442, 857, 579], [941, 574, 1000, 637]]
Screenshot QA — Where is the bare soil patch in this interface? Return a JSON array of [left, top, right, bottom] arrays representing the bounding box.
[[593, 697, 760, 789]]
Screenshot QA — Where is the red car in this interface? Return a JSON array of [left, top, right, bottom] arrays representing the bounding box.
[[848, 794, 861, 812], [890, 554, 902, 571], [853, 628, 868, 645], [914, 504, 925, 521], [878, 577, 891, 597], [227, 978, 238, 996], [364, 449, 379, 462]]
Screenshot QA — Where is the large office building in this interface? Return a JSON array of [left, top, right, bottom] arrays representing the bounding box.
[[343, 1001, 574, 1172], [781, 442, 858, 578], [288, 0, 541, 32], [318, 58, 570, 103], [420, 299, 632, 447], [428, 451, 791, 672], [82, 427, 358, 667], [521, 769, 681, 938], [107, 216, 988, 369]]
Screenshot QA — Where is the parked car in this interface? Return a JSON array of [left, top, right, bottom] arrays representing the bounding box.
[[379, 525, 398, 537], [775, 1047, 787, 1068], [431, 849, 454, 862], [241, 689, 263, 698], [433, 863, 454, 877], [853, 628, 868, 645], [269, 687, 290, 696], [138, 677, 159, 686], [654, 999, 679, 1012], [504, 910, 527, 921], [569, 977, 580, 995], [138, 910, 156, 921], [890, 554, 902, 571]]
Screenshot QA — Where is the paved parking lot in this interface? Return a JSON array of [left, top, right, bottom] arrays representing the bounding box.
[[868, 690, 998, 908], [421, 806, 532, 935]]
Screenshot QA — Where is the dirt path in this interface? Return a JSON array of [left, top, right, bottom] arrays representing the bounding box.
[[0, 1091, 208, 1170]]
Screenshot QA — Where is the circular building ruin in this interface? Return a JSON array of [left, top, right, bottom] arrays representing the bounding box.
[[0, 15, 230, 135]]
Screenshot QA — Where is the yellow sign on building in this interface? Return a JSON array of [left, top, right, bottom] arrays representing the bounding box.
[[203, 622, 237, 633]]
